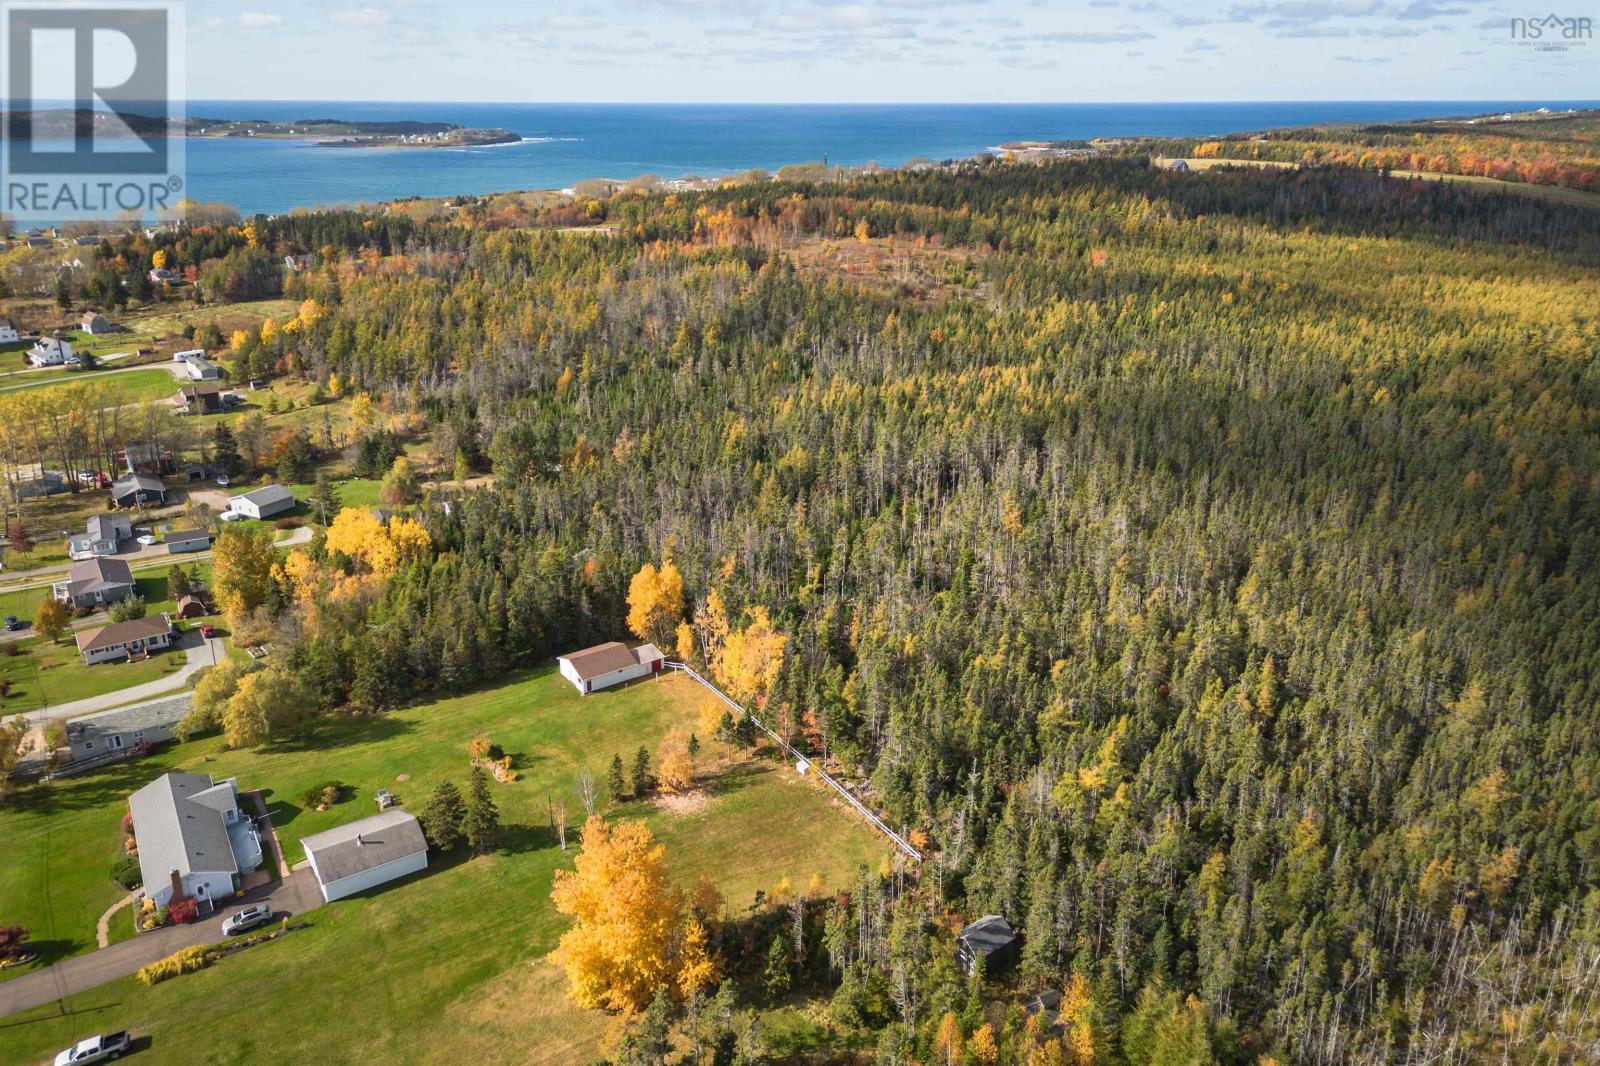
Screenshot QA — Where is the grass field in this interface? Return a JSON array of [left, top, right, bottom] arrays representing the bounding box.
[[0, 667, 890, 1064], [0, 564, 210, 630], [0, 632, 185, 715], [0, 366, 177, 405]]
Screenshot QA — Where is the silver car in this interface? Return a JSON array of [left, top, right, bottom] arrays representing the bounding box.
[[221, 904, 272, 936]]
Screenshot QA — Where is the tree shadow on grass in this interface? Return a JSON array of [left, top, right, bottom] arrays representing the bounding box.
[[0, 995, 123, 1032], [6, 937, 75, 972], [259, 713, 413, 755], [499, 822, 560, 856], [699, 760, 772, 799], [11, 747, 192, 817]]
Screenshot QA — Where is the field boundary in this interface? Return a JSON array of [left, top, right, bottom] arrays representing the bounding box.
[[665, 661, 922, 863]]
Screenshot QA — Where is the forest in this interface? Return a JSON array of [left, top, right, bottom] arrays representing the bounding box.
[[57, 146, 1600, 1064]]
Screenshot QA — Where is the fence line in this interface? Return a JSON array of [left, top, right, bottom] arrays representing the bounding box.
[[664, 661, 922, 863]]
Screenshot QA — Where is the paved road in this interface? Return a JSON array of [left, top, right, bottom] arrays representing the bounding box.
[[0, 525, 313, 593], [19, 630, 224, 729], [0, 868, 323, 1020]]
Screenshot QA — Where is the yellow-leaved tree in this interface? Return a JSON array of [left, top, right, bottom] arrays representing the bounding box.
[[325, 507, 431, 577], [626, 561, 684, 648], [716, 605, 787, 707], [212, 526, 277, 624], [676, 916, 719, 999], [657, 728, 694, 794], [550, 817, 685, 1012]]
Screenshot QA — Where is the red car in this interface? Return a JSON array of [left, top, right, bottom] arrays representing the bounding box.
[[199, 624, 216, 639]]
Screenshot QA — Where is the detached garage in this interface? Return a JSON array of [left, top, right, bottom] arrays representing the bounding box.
[[302, 810, 428, 902], [558, 641, 664, 695]]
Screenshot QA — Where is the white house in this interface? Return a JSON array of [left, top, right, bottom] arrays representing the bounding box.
[[557, 641, 665, 695], [68, 513, 133, 560], [0, 319, 19, 343], [229, 484, 296, 520], [27, 334, 73, 367], [76, 614, 174, 665], [128, 772, 263, 909], [174, 348, 221, 381], [302, 810, 429, 902]]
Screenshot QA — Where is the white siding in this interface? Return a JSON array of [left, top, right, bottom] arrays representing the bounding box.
[[584, 661, 652, 693], [147, 869, 235, 909], [312, 849, 428, 902]]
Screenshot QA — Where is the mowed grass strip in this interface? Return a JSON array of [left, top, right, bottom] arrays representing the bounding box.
[[0, 667, 889, 1064]]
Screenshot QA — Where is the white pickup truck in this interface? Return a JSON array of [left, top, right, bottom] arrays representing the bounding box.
[[53, 1030, 131, 1065]]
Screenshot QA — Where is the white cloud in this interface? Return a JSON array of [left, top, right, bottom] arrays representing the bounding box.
[[240, 12, 283, 30], [331, 7, 393, 28]]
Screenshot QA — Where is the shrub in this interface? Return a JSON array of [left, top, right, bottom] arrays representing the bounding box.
[[120, 811, 134, 834], [0, 643, 17, 657], [167, 896, 198, 924], [273, 517, 298, 530], [136, 944, 209, 986], [299, 780, 343, 808], [110, 856, 142, 890]]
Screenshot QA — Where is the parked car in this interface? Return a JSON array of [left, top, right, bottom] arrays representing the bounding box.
[[135, 534, 156, 547], [218, 510, 243, 522], [199, 624, 216, 639], [4, 615, 21, 631], [221, 904, 272, 936], [76, 469, 97, 483], [53, 1030, 131, 1064], [216, 475, 230, 487]]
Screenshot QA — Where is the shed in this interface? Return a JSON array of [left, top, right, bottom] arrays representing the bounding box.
[[302, 810, 429, 902], [557, 641, 665, 695], [957, 914, 1019, 976], [165, 528, 211, 554], [229, 484, 296, 520], [81, 311, 113, 334], [175, 594, 208, 619]]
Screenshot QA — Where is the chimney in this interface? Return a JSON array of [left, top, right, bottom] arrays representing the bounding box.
[[169, 868, 183, 901]]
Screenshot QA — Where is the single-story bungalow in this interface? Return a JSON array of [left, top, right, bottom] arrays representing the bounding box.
[[173, 383, 224, 414], [26, 334, 73, 367], [110, 473, 167, 508], [68, 513, 132, 560], [229, 484, 296, 520], [166, 528, 211, 554], [81, 311, 113, 334], [302, 810, 429, 902], [957, 914, 1019, 976], [66, 695, 189, 761], [53, 556, 136, 607], [557, 641, 665, 695], [76, 614, 174, 665], [184, 356, 220, 381], [128, 772, 262, 909]]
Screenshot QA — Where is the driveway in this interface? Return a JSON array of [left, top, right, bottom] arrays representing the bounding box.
[[0, 868, 323, 1020], [19, 629, 224, 728]]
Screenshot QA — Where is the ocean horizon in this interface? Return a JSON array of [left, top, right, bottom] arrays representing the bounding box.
[[33, 100, 1600, 216]]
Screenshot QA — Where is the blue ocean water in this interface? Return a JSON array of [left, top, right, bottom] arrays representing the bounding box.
[[157, 100, 1600, 214]]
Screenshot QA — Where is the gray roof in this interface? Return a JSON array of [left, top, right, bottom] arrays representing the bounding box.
[[112, 474, 165, 495], [87, 514, 128, 541], [128, 773, 241, 886], [958, 914, 1017, 954], [166, 528, 210, 543], [303, 810, 427, 884], [67, 695, 190, 743], [234, 484, 295, 508], [63, 556, 135, 597]]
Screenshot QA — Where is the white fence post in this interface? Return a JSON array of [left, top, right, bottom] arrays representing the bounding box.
[[664, 661, 922, 863]]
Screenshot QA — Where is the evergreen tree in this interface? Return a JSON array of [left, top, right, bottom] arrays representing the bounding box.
[[211, 423, 243, 476], [462, 765, 499, 854], [607, 753, 626, 803], [418, 780, 466, 852], [763, 934, 791, 1002], [631, 745, 651, 798]]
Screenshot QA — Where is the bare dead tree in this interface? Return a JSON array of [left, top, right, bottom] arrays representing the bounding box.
[[576, 772, 596, 816]]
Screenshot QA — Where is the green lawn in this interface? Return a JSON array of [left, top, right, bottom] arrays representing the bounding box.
[[0, 564, 211, 628], [0, 366, 177, 405], [0, 668, 889, 1064], [0, 633, 184, 714]]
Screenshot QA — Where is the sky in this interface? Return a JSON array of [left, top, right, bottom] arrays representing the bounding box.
[[185, 0, 1595, 103]]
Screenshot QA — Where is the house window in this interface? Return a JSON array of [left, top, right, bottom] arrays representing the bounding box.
[[108, 735, 123, 750], [133, 731, 144, 742]]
